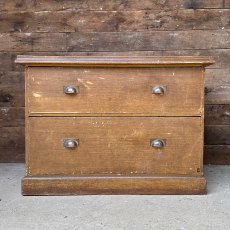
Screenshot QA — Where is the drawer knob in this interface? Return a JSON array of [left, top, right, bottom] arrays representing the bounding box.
[[151, 139, 166, 148], [63, 139, 79, 148], [152, 86, 166, 95], [64, 86, 79, 94]]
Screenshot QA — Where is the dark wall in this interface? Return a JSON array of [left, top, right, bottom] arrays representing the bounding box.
[[0, 0, 229, 163]]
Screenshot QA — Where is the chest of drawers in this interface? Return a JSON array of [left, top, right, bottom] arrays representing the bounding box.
[[16, 56, 214, 195]]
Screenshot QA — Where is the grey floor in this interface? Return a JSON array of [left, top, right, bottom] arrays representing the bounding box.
[[0, 164, 230, 230]]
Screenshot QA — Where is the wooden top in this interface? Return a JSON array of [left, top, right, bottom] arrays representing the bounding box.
[[15, 55, 214, 67]]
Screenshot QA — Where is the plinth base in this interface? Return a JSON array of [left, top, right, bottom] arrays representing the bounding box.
[[22, 176, 207, 195]]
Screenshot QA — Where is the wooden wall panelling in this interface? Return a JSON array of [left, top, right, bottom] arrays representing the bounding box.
[[66, 31, 230, 51], [205, 105, 230, 125], [0, 107, 25, 127], [0, 10, 229, 33], [0, 0, 229, 163], [0, 33, 32, 52], [0, 0, 224, 13], [205, 126, 230, 145], [205, 68, 230, 105], [0, 147, 24, 162], [0, 53, 15, 71], [0, 85, 24, 108], [0, 33, 66, 52], [0, 71, 25, 162], [204, 146, 230, 164], [0, 71, 25, 107], [0, 127, 24, 148], [0, 127, 25, 162], [0, 71, 24, 85], [204, 104, 230, 164], [225, 0, 230, 8]]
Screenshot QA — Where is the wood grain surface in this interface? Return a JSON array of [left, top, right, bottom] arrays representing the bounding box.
[[0, 107, 24, 127], [16, 55, 214, 66], [0, 126, 24, 162], [0, 0, 229, 164], [205, 125, 230, 145], [27, 66, 204, 116], [27, 117, 203, 176], [204, 145, 230, 164], [205, 105, 230, 125], [66, 31, 230, 52], [22, 176, 207, 195], [225, 1, 230, 7], [1, 10, 229, 33], [0, 0, 223, 12], [0, 31, 229, 52]]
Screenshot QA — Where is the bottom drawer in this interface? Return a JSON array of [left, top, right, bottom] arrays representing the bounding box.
[[27, 117, 203, 176]]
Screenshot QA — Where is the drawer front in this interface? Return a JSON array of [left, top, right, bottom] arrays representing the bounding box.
[[27, 117, 203, 176], [27, 67, 203, 116]]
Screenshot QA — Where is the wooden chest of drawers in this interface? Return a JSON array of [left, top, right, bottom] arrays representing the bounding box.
[[16, 56, 214, 195]]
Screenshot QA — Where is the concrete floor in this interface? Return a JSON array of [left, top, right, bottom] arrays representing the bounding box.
[[0, 164, 229, 230]]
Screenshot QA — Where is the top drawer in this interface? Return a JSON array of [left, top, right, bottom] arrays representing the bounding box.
[[27, 67, 203, 116]]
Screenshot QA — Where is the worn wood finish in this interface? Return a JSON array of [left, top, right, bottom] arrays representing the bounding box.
[[0, 71, 24, 85], [1, 31, 229, 52], [162, 50, 230, 69], [205, 68, 230, 104], [0, 107, 24, 127], [22, 176, 207, 195], [66, 31, 230, 52], [27, 66, 204, 116], [0, 85, 24, 107], [16, 55, 214, 66], [0, 126, 24, 147], [0, 0, 223, 13], [204, 145, 230, 164], [0, 147, 24, 162], [0, 54, 16, 71], [0, 70, 25, 161], [0, 126, 25, 162], [16, 55, 211, 194], [1, 10, 229, 33], [27, 117, 203, 176], [225, 1, 230, 8], [205, 125, 230, 145], [0, 0, 229, 164], [1, 49, 229, 69], [0, 33, 66, 52], [205, 105, 230, 125], [205, 90, 230, 105], [0, 104, 226, 129], [205, 68, 230, 105]]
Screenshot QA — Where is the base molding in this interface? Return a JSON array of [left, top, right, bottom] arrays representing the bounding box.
[[22, 175, 207, 195]]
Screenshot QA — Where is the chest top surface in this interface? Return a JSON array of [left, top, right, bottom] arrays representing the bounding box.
[[15, 55, 214, 67]]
